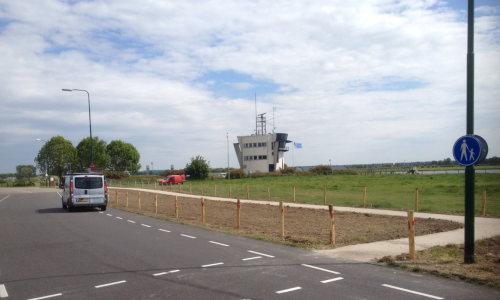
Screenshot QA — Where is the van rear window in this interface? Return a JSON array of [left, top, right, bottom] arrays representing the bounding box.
[[75, 177, 103, 189]]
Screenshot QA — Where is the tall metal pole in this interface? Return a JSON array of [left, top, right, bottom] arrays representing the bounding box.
[[227, 133, 230, 180], [464, 0, 475, 264]]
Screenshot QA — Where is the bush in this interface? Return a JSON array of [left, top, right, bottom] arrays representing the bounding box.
[[104, 170, 130, 179], [279, 167, 297, 175], [309, 165, 333, 175], [185, 155, 210, 180], [228, 169, 246, 179]]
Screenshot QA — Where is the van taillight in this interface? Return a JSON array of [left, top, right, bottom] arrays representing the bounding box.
[[70, 182, 73, 194], [104, 181, 108, 194]]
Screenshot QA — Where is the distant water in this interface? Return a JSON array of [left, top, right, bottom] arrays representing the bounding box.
[[377, 169, 500, 175]]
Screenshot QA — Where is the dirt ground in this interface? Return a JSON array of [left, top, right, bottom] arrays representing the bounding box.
[[110, 190, 462, 248], [110, 190, 500, 287]]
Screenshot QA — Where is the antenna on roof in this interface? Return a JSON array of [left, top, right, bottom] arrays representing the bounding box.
[[255, 93, 257, 135]]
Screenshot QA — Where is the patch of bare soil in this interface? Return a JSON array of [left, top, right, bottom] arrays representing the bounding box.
[[110, 190, 462, 249], [378, 236, 500, 288]]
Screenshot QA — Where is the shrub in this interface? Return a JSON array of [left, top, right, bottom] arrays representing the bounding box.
[[279, 167, 297, 175], [104, 170, 130, 179], [309, 165, 333, 175], [228, 169, 246, 179]]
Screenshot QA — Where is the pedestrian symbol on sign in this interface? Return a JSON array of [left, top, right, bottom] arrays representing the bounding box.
[[453, 135, 488, 167]]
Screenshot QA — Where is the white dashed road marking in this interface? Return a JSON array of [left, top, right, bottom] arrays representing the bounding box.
[[0, 284, 8, 298], [116, 217, 123, 219], [202, 262, 224, 267], [141, 224, 151, 228], [95, 280, 127, 288], [27, 293, 62, 300], [242, 256, 262, 261], [99, 211, 104, 213], [248, 250, 274, 258], [159, 229, 171, 233], [276, 287, 301, 294], [321, 277, 344, 283], [154, 270, 180, 276], [301, 264, 341, 274], [127, 220, 136, 223], [181, 234, 196, 239], [0, 195, 10, 203], [106, 214, 113, 216], [209, 241, 229, 247], [382, 284, 444, 299]]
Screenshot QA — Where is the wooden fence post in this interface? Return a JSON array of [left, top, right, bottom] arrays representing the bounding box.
[[138, 192, 141, 210], [141, 181, 143, 188], [175, 196, 178, 218], [170, 183, 172, 191], [324, 186, 326, 205], [115, 190, 118, 204], [293, 186, 296, 202], [267, 186, 270, 201], [363, 187, 366, 208], [126, 191, 129, 208], [162, 183, 164, 191], [408, 210, 415, 259], [154, 181, 156, 190], [236, 198, 241, 229], [179, 184, 181, 193], [229, 184, 231, 198], [415, 188, 419, 212], [128, 180, 130, 187], [147, 180, 150, 188], [155, 194, 158, 214], [482, 190, 486, 216], [119, 181, 121, 187], [329, 205, 335, 246], [200, 184, 203, 195], [280, 201, 284, 238], [201, 197, 205, 224], [214, 185, 216, 196], [246, 185, 249, 200], [189, 183, 192, 194], [134, 180, 136, 187]]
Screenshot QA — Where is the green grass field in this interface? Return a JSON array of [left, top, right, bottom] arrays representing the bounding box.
[[111, 173, 500, 217]]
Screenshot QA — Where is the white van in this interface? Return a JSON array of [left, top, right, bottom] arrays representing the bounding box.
[[61, 173, 108, 212]]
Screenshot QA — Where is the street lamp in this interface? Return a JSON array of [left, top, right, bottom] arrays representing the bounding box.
[[36, 139, 49, 187], [227, 133, 230, 180], [151, 162, 154, 175], [62, 89, 93, 165]]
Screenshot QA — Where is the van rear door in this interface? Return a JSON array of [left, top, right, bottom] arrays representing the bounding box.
[[73, 176, 105, 205]]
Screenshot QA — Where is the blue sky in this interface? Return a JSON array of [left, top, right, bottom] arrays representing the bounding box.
[[0, 0, 499, 173]]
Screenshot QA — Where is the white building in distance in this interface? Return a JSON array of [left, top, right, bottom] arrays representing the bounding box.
[[233, 113, 291, 174]]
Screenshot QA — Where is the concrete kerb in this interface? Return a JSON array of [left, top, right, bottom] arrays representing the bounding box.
[[109, 187, 500, 262]]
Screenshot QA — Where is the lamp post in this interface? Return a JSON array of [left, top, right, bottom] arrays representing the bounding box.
[[62, 89, 93, 165], [151, 162, 154, 175], [227, 133, 230, 180], [36, 139, 49, 187]]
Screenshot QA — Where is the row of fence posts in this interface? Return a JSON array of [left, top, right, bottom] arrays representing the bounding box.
[[110, 180, 489, 216], [112, 189, 434, 260]]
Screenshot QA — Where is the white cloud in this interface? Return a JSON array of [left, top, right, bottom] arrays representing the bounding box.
[[0, 0, 499, 173]]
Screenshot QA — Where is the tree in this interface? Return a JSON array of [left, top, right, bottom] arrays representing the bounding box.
[[107, 140, 141, 172], [34, 135, 77, 179], [76, 136, 110, 171], [16, 165, 36, 179], [185, 155, 210, 180]]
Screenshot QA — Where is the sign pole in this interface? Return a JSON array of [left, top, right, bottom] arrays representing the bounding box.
[[464, 0, 475, 264]]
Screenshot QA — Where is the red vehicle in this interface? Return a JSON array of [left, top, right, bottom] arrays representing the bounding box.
[[159, 174, 185, 185]]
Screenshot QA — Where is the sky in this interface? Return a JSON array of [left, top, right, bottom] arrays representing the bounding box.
[[0, 0, 499, 174]]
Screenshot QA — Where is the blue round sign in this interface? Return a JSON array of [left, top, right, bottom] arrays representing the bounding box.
[[453, 135, 482, 167]]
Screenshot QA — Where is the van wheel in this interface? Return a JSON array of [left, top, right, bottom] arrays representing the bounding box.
[[101, 205, 107, 211], [68, 202, 74, 212], [62, 196, 67, 209]]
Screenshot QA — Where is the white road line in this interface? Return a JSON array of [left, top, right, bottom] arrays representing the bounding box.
[[95, 280, 126, 288], [106, 214, 113, 216], [276, 287, 301, 294], [154, 270, 180, 276], [116, 217, 123, 219], [99, 212, 104, 213], [0, 195, 10, 203], [321, 277, 344, 283], [301, 264, 341, 274], [209, 241, 229, 247], [242, 256, 262, 261], [159, 229, 171, 233], [181, 234, 196, 239], [202, 262, 224, 267], [382, 284, 444, 299], [248, 250, 274, 258], [127, 220, 136, 223], [0, 284, 8, 297], [141, 224, 151, 227], [27, 293, 62, 300]]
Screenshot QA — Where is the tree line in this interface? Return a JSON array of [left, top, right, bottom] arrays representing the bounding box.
[[34, 135, 141, 179]]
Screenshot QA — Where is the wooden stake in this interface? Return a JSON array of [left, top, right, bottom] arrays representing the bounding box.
[[408, 210, 415, 259], [154, 181, 156, 190], [134, 180, 136, 187], [126, 191, 129, 208], [141, 181, 143, 188], [189, 183, 192, 194], [246, 185, 249, 200], [200, 184, 203, 195], [267, 186, 270, 201], [179, 184, 181, 193], [147, 180, 149, 188], [415, 188, 419, 212], [280, 201, 284, 238], [323, 186, 326, 205], [201, 197, 205, 224], [363, 187, 366, 208], [236, 198, 241, 229], [128, 180, 129, 187], [214, 185, 216, 196], [170, 183, 172, 191], [119, 181, 121, 187], [138, 192, 141, 210], [162, 183, 164, 191], [482, 189, 486, 216], [115, 189, 118, 204], [293, 186, 295, 202], [175, 196, 178, 218], [155, 194, 158, 214], [329, 205, 335, 246], [229, 184, 231, 198]]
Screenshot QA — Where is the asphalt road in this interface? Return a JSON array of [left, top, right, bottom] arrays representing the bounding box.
[[1, 188, 499, 300]]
